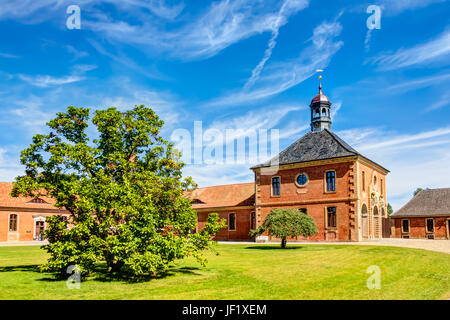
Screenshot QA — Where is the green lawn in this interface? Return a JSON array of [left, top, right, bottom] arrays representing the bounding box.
[[0, 244, 449, 299]]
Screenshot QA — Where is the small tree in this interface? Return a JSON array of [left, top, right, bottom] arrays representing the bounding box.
[[250, 208, 318, 248], [387, 203, 393, 216], [413, 188, 423, 196], [11, 105, 226, 277]]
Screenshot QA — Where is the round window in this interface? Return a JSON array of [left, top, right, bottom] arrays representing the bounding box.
[[296, 173, 308, 186]]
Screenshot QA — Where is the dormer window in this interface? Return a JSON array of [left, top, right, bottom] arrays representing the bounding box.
[[27, 198, 47, 204], [191, 199, 205, 205]]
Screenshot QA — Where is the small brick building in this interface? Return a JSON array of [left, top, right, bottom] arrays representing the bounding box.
[[193, 84, 390, 241], [0, 182, 69, 242], [391, 188, 450, 239]]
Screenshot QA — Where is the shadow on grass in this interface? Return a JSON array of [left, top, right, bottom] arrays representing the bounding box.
[[0, 264, 40, 272], [94, 266, 202, 283], [244, 246, 304, 250], [244, 245, 342, 251], [0, 263, 202, 283]]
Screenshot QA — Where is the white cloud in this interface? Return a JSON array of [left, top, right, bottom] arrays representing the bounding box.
[[17, 64, 97, 88], [0, 146, 25, 182], [0, 52, 19, 59], [208, 19, 343, 107], [81, 0, 309, 60], [102, 89, 183, 130], [0, 0, 184, 21], [378, 0, 447, 16], [336, 126, 450, 210], [369, 29, 450, 70], [18, 74, 85, 87], [244, 0, 309, 89]]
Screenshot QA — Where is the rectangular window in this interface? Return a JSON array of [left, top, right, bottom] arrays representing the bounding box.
[[402, 219, 409, 233], [327, 207, 337, 228], [426, 218, 434, 233], [272, 176, 280, 196], [9, 214, 17, 232], [299, 208, 308, 215], [381, 178, 384, 194], [326, 171, 336, 192], [250, 212, 256, 230], [362, 171, 365, 192], [229, 213, 236, 231]]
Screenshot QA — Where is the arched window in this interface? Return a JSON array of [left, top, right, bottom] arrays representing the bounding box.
[[315, 109, 320, 117], [373, 206, 379, 216], [361, 204, 368, 216], [9, 214, 18, 232], [322, 108, 326, 116]]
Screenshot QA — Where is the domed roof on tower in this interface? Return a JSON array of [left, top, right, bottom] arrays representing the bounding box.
[[310, 75, 332, 132], [311, 76, 330, 104]]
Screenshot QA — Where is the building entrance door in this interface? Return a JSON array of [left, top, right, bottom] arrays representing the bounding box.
[[35, 221, 44, 240]]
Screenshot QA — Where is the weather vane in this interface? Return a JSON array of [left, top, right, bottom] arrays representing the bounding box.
[[316, 69, 324, 90]]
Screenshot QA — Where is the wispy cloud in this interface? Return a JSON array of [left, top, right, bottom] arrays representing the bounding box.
[[369, 28, 450, 70], [102, 88, 183, 130], [244, 0, 309, 89], [0, 0, 184, 21], [378, 0, 447, 16], [0, 52, 19, 59], [83, 0, 309, 60], [17, 64, 96, 87], [209, 18, 343, 106], [337, 125, 450, 210]]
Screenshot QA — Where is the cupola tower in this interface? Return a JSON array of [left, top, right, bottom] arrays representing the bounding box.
[[310, 75, 332, 132]]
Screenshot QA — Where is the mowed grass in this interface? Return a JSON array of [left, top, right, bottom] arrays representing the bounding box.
[[0, 244, 449, 300]]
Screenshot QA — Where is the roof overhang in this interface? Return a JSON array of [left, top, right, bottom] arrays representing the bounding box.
[[250, 155, 358, 172], [356, 155, 390, 175]]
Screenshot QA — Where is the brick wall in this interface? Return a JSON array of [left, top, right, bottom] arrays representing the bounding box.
[[0, 210, 68, 241], [393, 216, 450, 239], [255, 161, 356, 241], [197, 208, 254, 241]]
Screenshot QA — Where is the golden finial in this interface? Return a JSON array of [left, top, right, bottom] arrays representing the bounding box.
[[316, 69, 323, 92]]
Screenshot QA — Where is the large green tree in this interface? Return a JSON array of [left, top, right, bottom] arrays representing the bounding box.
[[250, 208, 318, 248], [12, 105, 225, 277]]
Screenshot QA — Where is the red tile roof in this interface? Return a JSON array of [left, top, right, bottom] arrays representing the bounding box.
[[186, 182, 255, 209], [0, 182, 58, 209]]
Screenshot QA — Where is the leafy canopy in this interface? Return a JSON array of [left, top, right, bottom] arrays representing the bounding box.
[[250, 208, 318, 248], [12, 105, 225, 277]]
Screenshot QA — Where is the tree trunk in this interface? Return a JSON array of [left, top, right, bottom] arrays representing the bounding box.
[[281, 237, 287, 249], [108, 260, 124, 273]]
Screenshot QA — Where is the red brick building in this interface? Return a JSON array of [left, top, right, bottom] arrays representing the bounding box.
[[194, 84, 390, 241], [0, 182, 69, 242], [391, 188, 450, 239]]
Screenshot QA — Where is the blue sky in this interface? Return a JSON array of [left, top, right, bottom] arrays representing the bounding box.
[[0, 0, 449, 210]]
